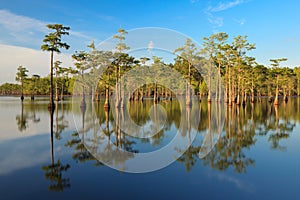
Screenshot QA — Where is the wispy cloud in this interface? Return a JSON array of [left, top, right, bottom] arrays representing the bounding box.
[[0, 9, 47, 34], [204, 0, 248, 28], [208, 0, 247, 12], [235, 18, 246, 25], [0, 9, 91, 48], [70, 30, 91, 40], [207, 13, 224, 27]]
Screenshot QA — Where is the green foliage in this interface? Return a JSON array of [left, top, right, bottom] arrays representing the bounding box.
[[41, 24, 70, 53], [15, 66, 28, 82], [0, 83, 21, 95], [199, 81, 208, 95], [113, 28, 130, 53]]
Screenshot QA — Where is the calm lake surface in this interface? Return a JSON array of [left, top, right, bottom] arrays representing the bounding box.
[[0, 96, 300, 199]]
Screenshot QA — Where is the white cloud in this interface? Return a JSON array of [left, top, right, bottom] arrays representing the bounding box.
[[0, 9, 91, 49], [0, 9, 47, 33], [205, 0, 248, 28], [208, 0, 247, 12], [0, 9, 47, 47], [0, 44, 73, 84], [235, 18, 246, 25], [207, 13, 224, 27], [70, 30, 91, 40]]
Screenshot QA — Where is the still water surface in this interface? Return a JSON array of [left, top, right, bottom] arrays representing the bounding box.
[[0, 96, 299, 199]]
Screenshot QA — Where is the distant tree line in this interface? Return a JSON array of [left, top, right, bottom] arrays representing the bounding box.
[[0, 72, 75, 97]]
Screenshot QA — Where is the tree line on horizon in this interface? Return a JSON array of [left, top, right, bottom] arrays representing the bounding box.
[[1, 24, 300, 107]]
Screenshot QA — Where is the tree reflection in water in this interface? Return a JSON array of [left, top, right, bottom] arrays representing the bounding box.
[[198, 99, 297, 173], [16, 100, 41, 132], [267, 102, 295, 151], [65, 98, 298, 174], [42, 106, 71, 191], [16, 101, 28, 132], [65, 101, 103, 166], [54, 101, 68, 140]]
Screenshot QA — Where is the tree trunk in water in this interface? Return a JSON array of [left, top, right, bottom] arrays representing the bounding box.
[[186, 83, 192, 106], [225, 66, 229, 103], [80, 70, 86, 108], [96, 90, 100, 101], [120, 83, 124, 108], [215, 79, 218, 102], [243, 91, 247, 105], [91, 87, 95, 102], [283, 88, 288, 102], [55, 73, 59, 101], [21, 79, 24, 101], [165, 88, 168, 100], [228, 68, 232, 106], [236, 76, 241, 105], [60, 82, 64, 101], [251, 80, 254, 103], [298, 79, 300, 96], [208, 62, 212, 103], [284, 94, 288, 102], [208, 78, 211, 103], [225, 85, 228, 103], [258, 92, 262, 102], [236, 93, 240, 105], [140, 87, 144, 101], [231, 77, 235, 104], [115, 67, 119, 108], [187, 62, 192, 106], [218, 63, 222, 102], [49, 50, 54, 109], [154, 82, 158, 103], [104, 84, 110, 110], [134, 89, 139, 101], [148, 85, 151, 98], [274, 76, 279, 106]]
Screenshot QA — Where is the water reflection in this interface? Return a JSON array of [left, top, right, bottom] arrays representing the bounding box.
[[42, 106, 71, 191], [200, 99, 298, 173], [54, 101, 68, 140], [65, 102, 102, 165], [11, 97, 300, 175], [1, 97, 300, 199], [15, 101, 28, 131], [68, 97, 299, 173], [267, 103, 295, 151]]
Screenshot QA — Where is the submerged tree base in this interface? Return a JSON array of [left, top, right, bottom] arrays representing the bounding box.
[[104, 103, 110, 111], [80, 100, 86, 108], [48, 102, 55, 112]]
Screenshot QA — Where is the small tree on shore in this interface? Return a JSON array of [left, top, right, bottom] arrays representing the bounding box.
[[15, 65, 28, 101]]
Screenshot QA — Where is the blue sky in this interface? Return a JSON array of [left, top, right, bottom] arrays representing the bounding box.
[[0, 0, 299, 83]]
